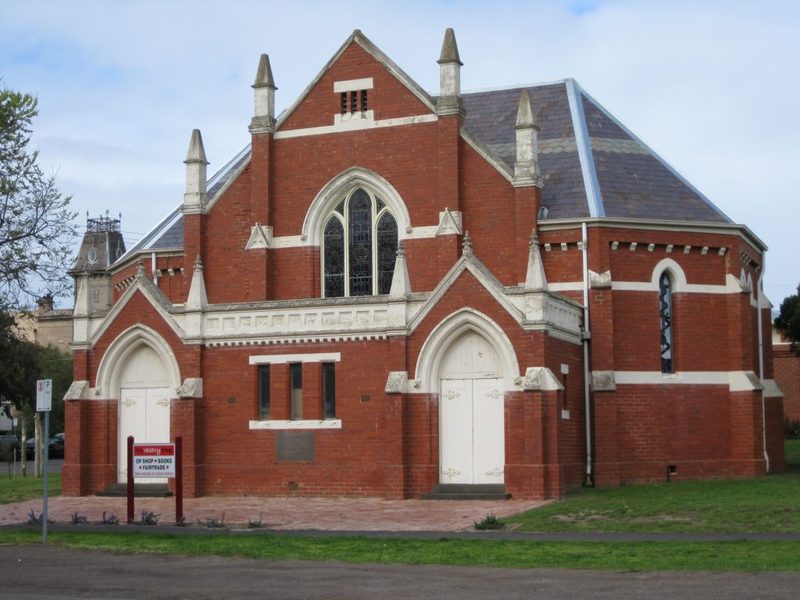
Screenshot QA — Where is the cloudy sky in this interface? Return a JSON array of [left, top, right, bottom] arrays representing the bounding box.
[[2, 0, 798, 306]]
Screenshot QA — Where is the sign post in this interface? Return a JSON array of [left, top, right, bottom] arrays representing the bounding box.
[[36, 379, 52, 544], [129, 441, 182, 524]]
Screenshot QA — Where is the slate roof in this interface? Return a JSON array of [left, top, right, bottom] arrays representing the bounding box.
[[121, 79, 731, 263]]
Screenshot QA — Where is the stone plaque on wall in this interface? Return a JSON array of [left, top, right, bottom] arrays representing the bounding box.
[[276, 431, 315, 462]]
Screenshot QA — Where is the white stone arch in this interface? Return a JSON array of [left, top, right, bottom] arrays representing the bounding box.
[[651, 258, 687, 292], [96, 324, 181, 399], [301, 166, 412, 245], [414, 308, 521, 393]]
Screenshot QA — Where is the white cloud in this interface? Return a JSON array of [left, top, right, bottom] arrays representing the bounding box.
[[1, 0, 798, 303]]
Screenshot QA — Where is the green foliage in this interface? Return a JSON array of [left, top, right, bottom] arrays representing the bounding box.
[[775, 285, 800, 355], [785, 419, 800, 440], [474, 513, 505, 530], [1, 530, 800, 572], [0, 473, 60, 504], [0, 311, 71, 433], [507, 466, 800, 533], [1, 85, 77, 310]]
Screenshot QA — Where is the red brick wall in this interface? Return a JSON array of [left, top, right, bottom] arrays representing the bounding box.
[[774, 344, 800, 420]]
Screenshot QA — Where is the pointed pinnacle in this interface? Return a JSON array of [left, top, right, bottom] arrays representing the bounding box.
[[529, 229, 539, 249], [438, 28, 463, 66], [194, 254, 204, 272], [252, 53, 276, 89], [185, 129, 209, 164], [462, 231, 473, 255], [515, 90, 537, 129]]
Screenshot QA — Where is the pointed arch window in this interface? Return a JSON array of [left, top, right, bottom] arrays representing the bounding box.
[[659, 271, 674, 373], [323, 188, 397, 297]]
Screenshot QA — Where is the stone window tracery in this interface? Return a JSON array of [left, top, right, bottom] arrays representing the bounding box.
[[659, 271, 674, 373], [322, 187, 397, 297]]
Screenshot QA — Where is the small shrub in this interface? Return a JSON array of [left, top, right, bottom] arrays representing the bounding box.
[[139, 511, 159, 526], [198, 512, 226, 528], [474, 513, 505, 530], [70, 512, 89, 525], [248, 512, 265, 528], [98, 511, 119, 526], [785, 418, 800, 440], [26, 509, 53, 526]]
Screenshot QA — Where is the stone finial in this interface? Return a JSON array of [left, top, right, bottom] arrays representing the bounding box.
[[183, 129, 208, 214], [250, 54, 277, 134], [514, 91, 541, 185], [252, 53, 276, 89], [135, 260, 146, 279], [525, 229, 548, 291], [436, 28, 464, 116], [515, 90, 536, 129], [186, 254, 208, 311], [389, 243, 412, 299], [185, 129, 209, 165], [462, 231, 473, 256], [438, 27, 463, 66]]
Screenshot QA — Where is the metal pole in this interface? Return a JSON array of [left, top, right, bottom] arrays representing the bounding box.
[[127, 436, 134, 523], [42, 410, 49, 544], [175, 436, 183, 524]]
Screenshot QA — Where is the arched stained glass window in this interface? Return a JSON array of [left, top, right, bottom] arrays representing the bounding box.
[[322, 188, 398, 298], [659, 272, 673, 373]]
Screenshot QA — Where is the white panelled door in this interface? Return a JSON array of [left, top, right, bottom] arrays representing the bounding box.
[[440, 377, 504, 484], [118, 387, 171, 483]]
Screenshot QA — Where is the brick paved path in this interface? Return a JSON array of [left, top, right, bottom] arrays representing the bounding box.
[[0, 495, 546, 531]]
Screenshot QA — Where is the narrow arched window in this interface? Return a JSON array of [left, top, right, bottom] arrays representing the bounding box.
[[659, 271, 673, 373], [322, 188, 397, 297]]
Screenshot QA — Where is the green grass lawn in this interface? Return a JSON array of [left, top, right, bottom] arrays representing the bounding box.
[[1, 530, 799, 572], [508, 439, 800, 534], [0, 473, 60, 504]]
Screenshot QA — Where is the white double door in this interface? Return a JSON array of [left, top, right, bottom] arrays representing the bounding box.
[[440, 377, 505, 485], [118, 387, 171, 483]]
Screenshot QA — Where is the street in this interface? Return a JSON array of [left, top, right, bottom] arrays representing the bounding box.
[[2, 544, 799, 599]]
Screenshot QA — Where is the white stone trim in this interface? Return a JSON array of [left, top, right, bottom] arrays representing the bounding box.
[[523, 367, 563, 391], [333, 77, 374, 93], [300, 166, 412, 246], [460, 130, 514, 183], [245, 224, 272, 250], [249, 352, 341, 365], [613, 370, 763, 391], [87, 277, 186, 348], [270, 235, 305, 249], [414, 308, 521, 393], [761, 379, 784, 398], [249, 419, 342, 430], [95, 324, 182, 400], [274, 113, 437, 140]]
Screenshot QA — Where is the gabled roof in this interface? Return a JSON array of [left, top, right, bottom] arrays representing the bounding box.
[[124, 36, 737, 261]]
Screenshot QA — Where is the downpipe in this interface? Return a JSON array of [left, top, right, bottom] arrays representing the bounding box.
[[581, 222, 594, 486], [756, 263, 770, 473]]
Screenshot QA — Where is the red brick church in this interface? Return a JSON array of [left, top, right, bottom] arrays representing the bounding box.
[[64, 29, 785, 499]]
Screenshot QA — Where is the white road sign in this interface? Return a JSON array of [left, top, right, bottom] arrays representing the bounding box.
[[36, 379, 52, 412]]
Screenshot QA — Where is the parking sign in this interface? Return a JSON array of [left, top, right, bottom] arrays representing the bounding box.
[[36, 379, 52, 412]]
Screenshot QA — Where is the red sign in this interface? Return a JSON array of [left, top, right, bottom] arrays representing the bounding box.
[[132, 443, 175, 477]]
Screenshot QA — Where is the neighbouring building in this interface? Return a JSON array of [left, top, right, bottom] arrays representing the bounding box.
[[12, 296, 73, 354], [773, 324, 799, 421], [63, 29, 784, 499]]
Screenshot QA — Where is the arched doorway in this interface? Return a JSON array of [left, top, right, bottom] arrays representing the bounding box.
[[439, 331, 505, 485], [116, 345, 172, 483]]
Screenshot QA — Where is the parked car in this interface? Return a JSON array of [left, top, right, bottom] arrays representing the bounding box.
[[0, 434, 20, 459], [24, 435, 64, 460]]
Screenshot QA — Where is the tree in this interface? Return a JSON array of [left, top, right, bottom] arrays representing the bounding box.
[[1, 86, 77, 310], [775, 284, 800, 355]]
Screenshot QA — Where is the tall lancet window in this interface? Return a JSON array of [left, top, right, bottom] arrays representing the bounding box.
[[659, 272, 674, 373], [322, 188, 397, 297]]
